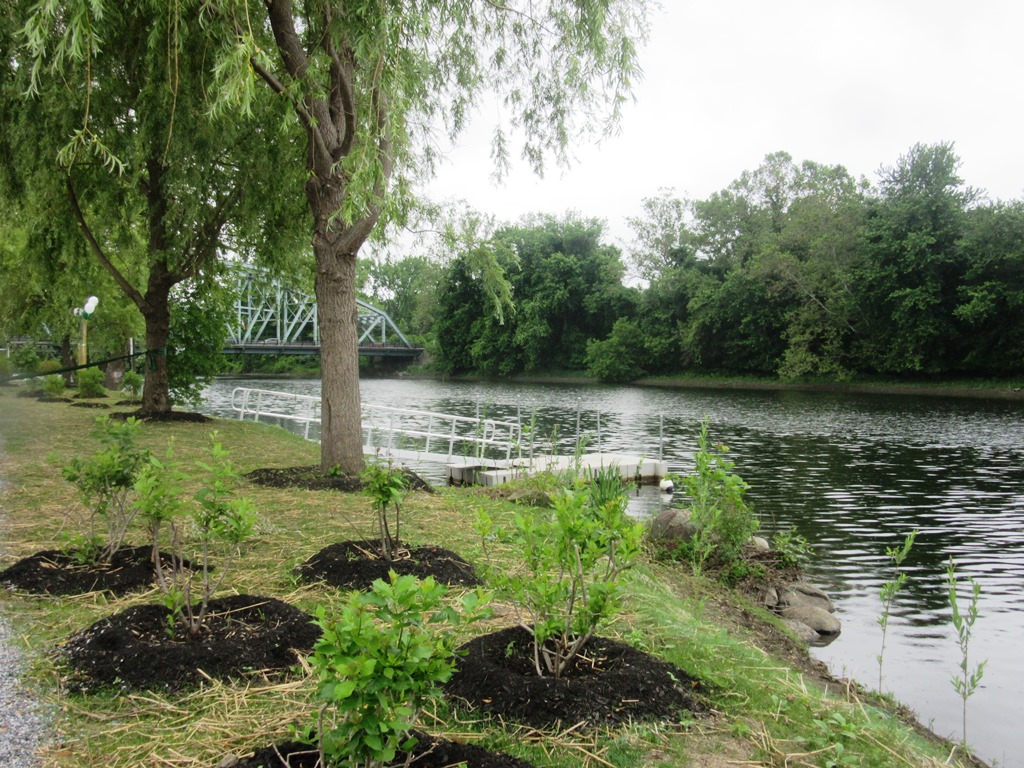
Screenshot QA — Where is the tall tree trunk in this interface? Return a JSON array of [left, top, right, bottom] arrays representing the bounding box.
[[141, 285, 173, 415], [310, 183, 364, 475]]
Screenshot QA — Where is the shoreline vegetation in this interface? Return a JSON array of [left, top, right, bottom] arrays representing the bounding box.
[[222, 361, 1024, 402], [0, 385, 992, 768]]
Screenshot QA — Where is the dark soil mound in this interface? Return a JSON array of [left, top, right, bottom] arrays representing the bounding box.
[[245, 465, 434, 493], [109, 409, 211, 423], [297, 540, 480, 590], [0, 545, 189, 596], [445, 626, 708, 730], [37, 396, 73, 403], [234, 731, 535, 768], [62, 594, 320, 692], [70, 401, 110, 409]]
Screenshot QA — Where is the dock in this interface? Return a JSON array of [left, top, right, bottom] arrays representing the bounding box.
[[445, 453, 667, 487]]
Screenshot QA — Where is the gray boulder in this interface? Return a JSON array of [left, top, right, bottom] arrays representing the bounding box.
[[649, 508, 697, 541], [779, 604, 841, 636], [780, 618, 821, 643], [778, 581, 836, 613]]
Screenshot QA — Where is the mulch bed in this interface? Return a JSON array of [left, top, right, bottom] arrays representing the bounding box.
[[70, 401, 110, 409], [62, 594, 320, 693], [233, 731, 535, 768], [444, 626, 708, 730], [245, 465, 434, 493], [296, 539, 480, 590], [0, 545, 191, 596]]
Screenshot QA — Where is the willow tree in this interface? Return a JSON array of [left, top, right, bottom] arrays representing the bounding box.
[[203, 0, 649, 474], [4, 2, 303, 414]]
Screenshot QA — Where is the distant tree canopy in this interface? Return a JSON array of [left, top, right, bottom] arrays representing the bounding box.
[[431, 144, 1024, 382]]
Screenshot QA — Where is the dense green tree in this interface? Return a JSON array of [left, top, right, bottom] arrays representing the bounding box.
[[201, 0, 648, 473], [953, 202, 1024, 374], [856, 142, 976, 374], [586, 317, 645, 382], [361, 255, 443, 344], [6, 2, 302, 413]]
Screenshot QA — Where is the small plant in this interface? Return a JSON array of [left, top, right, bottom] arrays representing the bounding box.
[[772, 527, 813, 570], [679, 419, 757, 575], [61, 415, 150, 563], [121, 369, 144, 398], [135, 436, 256, 637], [947, 556, 987, 750], [42, 374, 66, 399], [76, 366, 106, 397], [477, 467, 643, 678], [877, 529, 916, 692], [360, 458, 407, 562], [305, 572, 489, 768]]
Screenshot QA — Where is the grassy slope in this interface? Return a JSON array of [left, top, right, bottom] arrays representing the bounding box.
[[0, 386, 979, 768]]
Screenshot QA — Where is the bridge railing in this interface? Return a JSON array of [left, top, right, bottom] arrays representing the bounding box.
[[230, 387, 523, 465]]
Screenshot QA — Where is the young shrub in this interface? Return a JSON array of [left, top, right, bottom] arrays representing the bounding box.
[[306, 572, 488, 768], [61, 415, 150, 562], [121, 369, 144, 398], [478, 467, 643, 678], [947, 557, 987, 750], [877, 529, 917, 692], [679, 419, 757, 575], [42, 374, 66, 399], [76, 366, 107, 398], [135, 436, 256, 636], [360, 458, 407, 562], [10, 345, 40, 374]]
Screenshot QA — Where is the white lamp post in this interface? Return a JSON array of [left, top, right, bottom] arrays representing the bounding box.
[[73, 296, 99, 366]]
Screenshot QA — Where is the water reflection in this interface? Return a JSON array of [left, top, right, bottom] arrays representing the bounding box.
[[202, 377, 1023, 766]]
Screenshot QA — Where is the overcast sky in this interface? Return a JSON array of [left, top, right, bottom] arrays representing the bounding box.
[[423, 0, 1024, 247]]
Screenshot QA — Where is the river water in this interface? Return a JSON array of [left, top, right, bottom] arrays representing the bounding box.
[[201, 376, 1024, 766]]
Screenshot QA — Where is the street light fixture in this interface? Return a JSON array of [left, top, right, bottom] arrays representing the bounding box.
[[73, 295, 99, 366]]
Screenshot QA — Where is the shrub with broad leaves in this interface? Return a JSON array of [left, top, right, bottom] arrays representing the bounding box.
[[305, 572, 489, 768], [477, 467, 643, 678]]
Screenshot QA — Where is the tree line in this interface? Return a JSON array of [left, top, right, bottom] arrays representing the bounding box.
[[368, 144, 1022, 382]]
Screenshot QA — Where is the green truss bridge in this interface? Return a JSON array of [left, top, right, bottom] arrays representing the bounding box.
[[225, 268, 421, 359]]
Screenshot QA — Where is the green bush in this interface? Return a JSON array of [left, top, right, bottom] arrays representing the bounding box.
[[11, 345, 40, 374], [305, 572, 488, 768], [39, 358, 63, 375], [477, 468, 643, 678], [76, 366, 106, 397], [42, 374, 66, 399], [0, 356, 10, 378], [61, 416, 150, 562], [135, 436, 256, 637], [678, 419, 758, 575], [121, 370, 144, 398]]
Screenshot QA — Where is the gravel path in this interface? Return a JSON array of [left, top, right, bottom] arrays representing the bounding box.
[[0, 441, 49, 767]]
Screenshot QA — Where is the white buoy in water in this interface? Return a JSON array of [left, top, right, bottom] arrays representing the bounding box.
[[659, 478, 674, 495]]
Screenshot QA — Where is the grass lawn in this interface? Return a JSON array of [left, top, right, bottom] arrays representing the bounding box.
[[0, 385, 979, 768]]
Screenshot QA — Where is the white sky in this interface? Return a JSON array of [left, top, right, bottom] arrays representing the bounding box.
[[423, 0, 1024, 247]]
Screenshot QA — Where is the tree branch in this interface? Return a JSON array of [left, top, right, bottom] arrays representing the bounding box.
[[65, 176, 146, 310]]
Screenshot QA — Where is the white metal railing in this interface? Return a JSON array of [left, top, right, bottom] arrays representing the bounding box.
[[230, 387, 523, 464]]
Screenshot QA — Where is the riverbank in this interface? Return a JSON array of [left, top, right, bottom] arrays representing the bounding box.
[[391, 367, 1024, 401], [0, 386, 989, 767]]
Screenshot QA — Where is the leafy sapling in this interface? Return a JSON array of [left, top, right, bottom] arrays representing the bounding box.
[[306, 572, 489, 768], [134, 435, 256, 637], [360, 458, 407, 562], [877, 529, 917, 693], [120, 370, 144, 398], [478, 467, 643, 678], [947, 556, 987, 750], [680, 419, 757, 575], [61, 415, 150, 563]]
